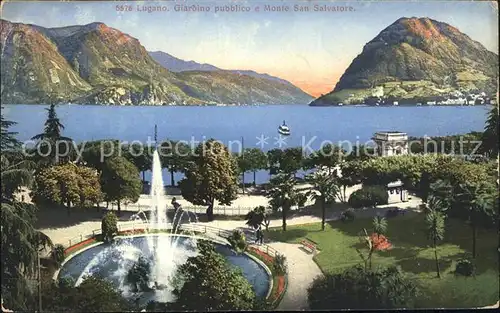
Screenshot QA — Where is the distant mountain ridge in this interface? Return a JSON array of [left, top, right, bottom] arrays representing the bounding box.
[[0, 19, 312, 105], [148, 51, 293, 86], [311, 17, 498, 106]]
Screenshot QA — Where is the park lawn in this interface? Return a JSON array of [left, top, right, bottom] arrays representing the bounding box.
[[267, 214, 499, 308]]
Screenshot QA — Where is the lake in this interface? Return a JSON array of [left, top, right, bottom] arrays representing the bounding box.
[[3, 105, 489, 185]]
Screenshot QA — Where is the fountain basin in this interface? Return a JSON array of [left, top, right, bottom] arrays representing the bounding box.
[[57, 234, 271, 306]]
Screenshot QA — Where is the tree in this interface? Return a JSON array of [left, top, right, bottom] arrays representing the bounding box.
[[337, 160, 364, 203], [372, 215, 387, 239], [456, 181, 497, 258], [123, 143, 153, 183], [267, 173, 302, 231], [266, 148, 283, 175], [178, 140, 238, 221], [480, 105, 498, 158], [1, 153, 36, 200], [307, 171, 340, 230], [348, 185, 388, 209], [227, 230, 248, 254], [171, 240, 257, 310], [237, 148, 268, 187], [356, 228, 392, 270], [79, 140, 121, 172], [32, 164, 103, 214], [0, 111, 21, 151], [50, 244, 66, 268], [280, 147, 304, 176], [425, 209, 445, 278], [159, 140, 192, 186], [1, 201, 53, 310], [31, 103, 73, 166], [42, 275, 130, 312], [245, 205, 271, 230], [267, 147, 303, 176], [126, 256, 151, 292], [100, 156, 141, 216], [1, 116, 53, 310], [345, 144, 376, 161], [305, 144, 344, 172], [101, 211, 118, 243], [307, 265, 419, 309]]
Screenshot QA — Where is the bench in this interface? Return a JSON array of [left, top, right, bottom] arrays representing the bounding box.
[[300, 238, 318, 254]]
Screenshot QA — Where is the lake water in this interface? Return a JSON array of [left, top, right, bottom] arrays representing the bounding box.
[[3, 105, 489, 184]]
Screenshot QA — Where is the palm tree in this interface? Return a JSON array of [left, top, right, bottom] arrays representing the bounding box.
[[267, 173, 301, 231], [425, 209, 445, 278], [427, 179, 453, 209], [458, 182, 496, 258], [373, 215, 387, 239], [481, 105, 498, 158], [307, 171, 340, 230]]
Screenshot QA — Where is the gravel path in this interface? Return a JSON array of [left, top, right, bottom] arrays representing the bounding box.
[[266, 242, 322, 310]]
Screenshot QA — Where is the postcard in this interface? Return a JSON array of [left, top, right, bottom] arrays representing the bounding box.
[[1, 0, 498, 312]]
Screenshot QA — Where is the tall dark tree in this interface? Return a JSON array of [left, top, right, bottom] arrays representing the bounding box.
[[1, 111, 21, 152], [1, 114, 52, 310], [178, 140, 238, 221], [480, 105, 498, 158], [31, 104, 73, 165], [1, 201, 53, 310]]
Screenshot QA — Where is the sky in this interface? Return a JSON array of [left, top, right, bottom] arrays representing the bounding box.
[[1, 0, 498, 96]]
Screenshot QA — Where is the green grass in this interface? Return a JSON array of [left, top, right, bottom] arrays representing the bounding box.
[[267, 214, 499, 308]]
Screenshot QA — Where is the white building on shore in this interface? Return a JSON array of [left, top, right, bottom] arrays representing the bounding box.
[[372, 131, 409, 156]]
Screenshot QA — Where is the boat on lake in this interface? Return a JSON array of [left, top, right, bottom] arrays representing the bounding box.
[[278, 120, 290, 136]]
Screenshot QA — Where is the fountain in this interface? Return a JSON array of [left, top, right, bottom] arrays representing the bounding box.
[[57, 126, 270, 306]]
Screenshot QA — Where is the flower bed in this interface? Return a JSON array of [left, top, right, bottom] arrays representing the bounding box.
[[118, 229, 147, 236], [64, 237, 97, 256], [247, 246, 287, 308]]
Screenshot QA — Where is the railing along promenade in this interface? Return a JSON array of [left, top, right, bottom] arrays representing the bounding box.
[[63, 221, 279, 258]]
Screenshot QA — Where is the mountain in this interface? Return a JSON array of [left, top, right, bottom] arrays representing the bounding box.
[[0, 20, 312, 105], [148, 50, 294, 86], [311, 17, 499, 106], [148, 51, 220, 72]]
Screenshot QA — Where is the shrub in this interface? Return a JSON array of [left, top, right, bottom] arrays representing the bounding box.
[[455, 259, 475, 277], [348, 185, 388, 209], [51, 244, 66, 267], [307, 265, 419, 309], [101, 211, 118, 243], [273, 253, 288, 275], [227, 230, 247, 254], [126, 256, 152, 292], [341, 209, 355, 222]]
